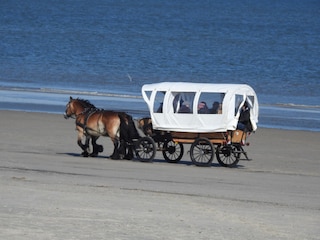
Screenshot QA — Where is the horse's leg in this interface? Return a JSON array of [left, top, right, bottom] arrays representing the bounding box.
[[77, 131, 90, 157], [90, 136, 103, 157], [119, 139, 127, 160], [76, 131, 85, 153], [118, 121, 130, 160], [85, 136, 91, 156], [83, 135, 91, 157], [122, 132, 134, 160], [124, 143, 134, 160], [89, 137, 98, 157], [110, 138, 122, 160]]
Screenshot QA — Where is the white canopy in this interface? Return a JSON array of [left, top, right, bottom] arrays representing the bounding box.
[[142, 82, 259, 132]]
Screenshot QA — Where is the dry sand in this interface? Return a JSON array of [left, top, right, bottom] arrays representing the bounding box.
[[0, 110, 319, 240]]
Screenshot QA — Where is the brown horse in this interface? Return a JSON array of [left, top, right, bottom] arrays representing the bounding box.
[[64, 96, 139, 159]]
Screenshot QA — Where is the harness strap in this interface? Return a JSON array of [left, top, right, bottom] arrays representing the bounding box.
[[76, 121, 86, 129], [76, 108, 98, 133], [76, 108, 117, 136]]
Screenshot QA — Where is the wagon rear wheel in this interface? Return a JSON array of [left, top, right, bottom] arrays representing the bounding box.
[[190, 138, 214, 167], [162, 140, 184, 163], [216, 145, 240, 167], [135, 137, 156, 162]]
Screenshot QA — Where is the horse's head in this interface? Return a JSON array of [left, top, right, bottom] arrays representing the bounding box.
[[64, 96, 96, 119], [64, 96, 76, 119], [138, 117, 153, 136]]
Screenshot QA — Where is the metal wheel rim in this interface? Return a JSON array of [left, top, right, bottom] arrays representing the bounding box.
[[162, 140, 184, 163], [190, 138, 214, 166], [136, 137, 156, 162], [216, 145, 240, 167]]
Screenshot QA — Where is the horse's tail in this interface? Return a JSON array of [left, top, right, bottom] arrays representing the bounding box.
[[123, 113, 141, 140], [118, 112, 127, 142], [127, 114, 141, 140], [118, 112, 141, 160], [118, 112, 140, 143]]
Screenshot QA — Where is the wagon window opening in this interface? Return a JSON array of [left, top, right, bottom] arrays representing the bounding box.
[[235, 94, 244, 116], [247, 95, 255, 108], [198, 92, 224, 114], [172, 92, 196, 114], [153, 91, 166, 113]]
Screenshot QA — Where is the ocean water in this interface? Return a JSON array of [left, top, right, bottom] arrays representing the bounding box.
[[0, 0, 319, 131]]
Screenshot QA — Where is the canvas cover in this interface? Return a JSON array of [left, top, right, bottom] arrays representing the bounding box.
[[142, 82, 259, 132]]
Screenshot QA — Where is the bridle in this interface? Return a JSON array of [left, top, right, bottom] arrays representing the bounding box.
[[64, 101, 90, 119]]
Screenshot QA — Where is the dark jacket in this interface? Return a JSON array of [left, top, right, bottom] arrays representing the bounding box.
[[238, 108, 253, 132]]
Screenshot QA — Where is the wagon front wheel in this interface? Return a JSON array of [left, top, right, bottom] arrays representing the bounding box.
[[135, 137, 156, 162], [190, 138, 214, 167], [162, 140, 184, 163], [216, 145, 240, 167]]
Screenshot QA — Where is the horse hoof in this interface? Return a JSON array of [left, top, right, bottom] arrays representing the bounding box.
[[110, 154, 120, 160], [97, 145, 104, 153], [124, 154, 133, 160], [89, 153, 98, 157], [81, 152, 89, 157]]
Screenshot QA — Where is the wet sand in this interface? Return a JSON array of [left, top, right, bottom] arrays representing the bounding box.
[[0, 110, 319, 240]]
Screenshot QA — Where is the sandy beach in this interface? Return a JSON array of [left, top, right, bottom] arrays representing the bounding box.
[[0, 110, 319, 240]]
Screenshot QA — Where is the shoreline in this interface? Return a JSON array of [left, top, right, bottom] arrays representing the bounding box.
[[0, 109, 320, 132], [1, 87, 320, 132]]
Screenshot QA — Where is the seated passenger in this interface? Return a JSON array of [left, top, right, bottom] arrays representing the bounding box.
[[217, 103, 222, 114], [210, 101, 220, 114], [198, 101, 209, 114], [178, 101, 191, 113], [237, 102, 253, 132]]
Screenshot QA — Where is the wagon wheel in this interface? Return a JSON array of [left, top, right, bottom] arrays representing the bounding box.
[[190, 138, 214, 167], [162, 140, 184, 163], [216, 144, 240, 167], [135, 137, 156, 162]]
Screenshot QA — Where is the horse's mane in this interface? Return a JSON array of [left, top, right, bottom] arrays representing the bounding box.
[[76, 98, 96, 108]]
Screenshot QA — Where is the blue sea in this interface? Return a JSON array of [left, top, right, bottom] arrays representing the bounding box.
[[0, 0, 319, 131]]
